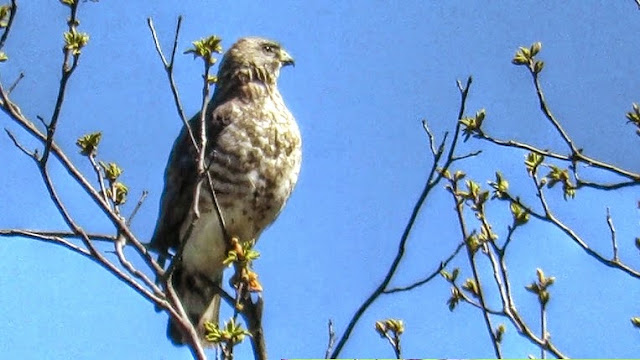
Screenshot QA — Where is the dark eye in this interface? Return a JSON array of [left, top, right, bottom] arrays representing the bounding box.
[[263, 44, 276, 53]]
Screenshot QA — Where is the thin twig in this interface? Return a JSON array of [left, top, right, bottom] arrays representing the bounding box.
[[383, 241, 465, 293], [477, 133, 571, 161], [7, 71, 24, 94], [88, 154, 109, 205], [451, 150, 482, 162], [483, 242, 508, 311], [531, 170, 640, 278], [114, 236, 164, 296], [500, 224, 517, 252], [450, 281, 504, 315], [146, 16, 197, 151], [530, 71, 578, 155], [0, 228, 116, 242], [193, 58, 213, 218], [36, 115, 47, 128], [41, 1, 81, 165], [422, 119, 438, 155], [540, 302, 547, 359], [205, 170, 229, 239], [324, 319, 336, 359], [476, 131, 639, 184], [165, 273, 208, 360], [606, 207, 618, 262], [127, 190, 148, 226], [4, 128, 36, 158], [448, 180, 502, 358], [576, 179, 638, 191], [1, 229, 90, 257], [530, 68, 639, 182], [381, 331, 402, 359], [147, 18, 169, 66]]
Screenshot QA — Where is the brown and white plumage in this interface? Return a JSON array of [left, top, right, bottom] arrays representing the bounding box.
[[149, 37, 301, 345]]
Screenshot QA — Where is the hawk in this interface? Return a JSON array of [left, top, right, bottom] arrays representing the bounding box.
[[149, 37, 301, 345]]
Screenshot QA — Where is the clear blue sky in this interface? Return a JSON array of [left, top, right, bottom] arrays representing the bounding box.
[[0, 1, 639, 359]]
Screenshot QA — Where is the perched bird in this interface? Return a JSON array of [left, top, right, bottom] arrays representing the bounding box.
[[149, 37, 301, 345]]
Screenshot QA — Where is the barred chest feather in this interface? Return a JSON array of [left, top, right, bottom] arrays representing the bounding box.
[[181, 88, 301, 277]]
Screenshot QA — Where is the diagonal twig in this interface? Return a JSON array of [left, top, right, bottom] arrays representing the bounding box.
[[41, 0, 81, 165], [324, 319, 336, 359], [127, 190, 148, 226], [330, 77, 475, 358], [606, 207, 618, 262], [7, 71, 24, 93], [147, 16, 197, 151]]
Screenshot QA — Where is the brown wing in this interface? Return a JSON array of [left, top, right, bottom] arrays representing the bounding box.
[[148, 118, 197, 266], [148, 109, 227, 267]]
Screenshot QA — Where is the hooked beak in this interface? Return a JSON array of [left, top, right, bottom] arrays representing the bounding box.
[[280, 49, 295, 67]]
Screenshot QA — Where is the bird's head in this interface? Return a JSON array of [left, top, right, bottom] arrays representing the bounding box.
[[217, 37, 294, 86]]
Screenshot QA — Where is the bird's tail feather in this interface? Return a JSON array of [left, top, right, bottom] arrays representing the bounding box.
[[167, 266, 222, 347]]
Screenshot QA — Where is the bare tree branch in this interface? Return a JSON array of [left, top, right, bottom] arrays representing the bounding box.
[[0, 228, 116, 242], [147, 16, 197, 151], [475, 132, 639, 186], [36, 154, 166, 307], [452, 150, 482, 162], [41, 0, 81, 165], [447, 179, 502, 358], [1, 229, 90, 257], [330, 77, 474, 359], [576, 179, 638, 191], [165, 272, 208, 360], [0, 86, 163, 275], [4, 128, 36, 158], [383, 241, 465, 294], [530, 66, 639, 182], [530, 170, 640, 278]]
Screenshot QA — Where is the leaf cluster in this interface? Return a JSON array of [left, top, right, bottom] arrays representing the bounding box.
[[76, 132, 128, 206], [63, 29, 89, 55], [525, 268, 555, 308], [625, 103, 640, 136], [374, 318, 405, 337], [460, 109, 486, 141], [512, 42, 544, 74], [204, 318, 250, 345], [184, 35, 223, 71]]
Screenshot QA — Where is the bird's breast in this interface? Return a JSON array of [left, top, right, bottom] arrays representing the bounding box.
[[205, 95, 301, 242]]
